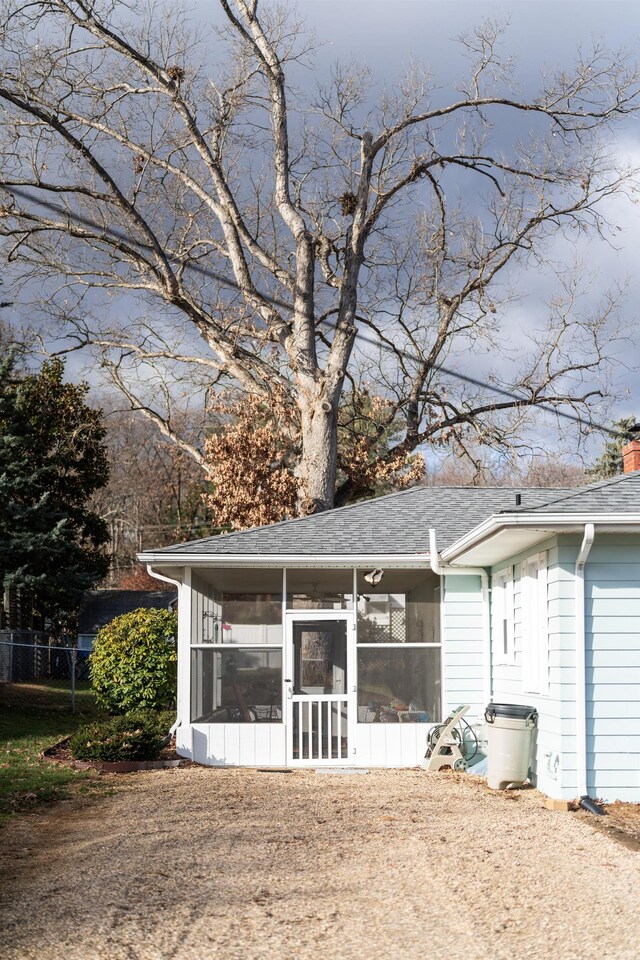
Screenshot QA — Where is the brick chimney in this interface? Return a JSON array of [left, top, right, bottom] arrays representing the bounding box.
[[622, 440, 640, 474]]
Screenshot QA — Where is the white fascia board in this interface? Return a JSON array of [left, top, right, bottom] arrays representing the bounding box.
[[140, 553, 431, 569], [443, 513, 640, 564]]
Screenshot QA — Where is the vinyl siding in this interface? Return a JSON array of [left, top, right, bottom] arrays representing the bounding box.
[[490, 538, 569, 800], [584, 534, 640, 802], [490, 533, 640, 803], [442, 575, 485, 721]]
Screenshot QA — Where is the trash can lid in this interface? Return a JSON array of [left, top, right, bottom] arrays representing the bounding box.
[[485, 702, 538, 722]]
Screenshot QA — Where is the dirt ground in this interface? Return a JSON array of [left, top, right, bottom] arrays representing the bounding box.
[[580, 800, 640, 850], [1, 768, 639, 960]]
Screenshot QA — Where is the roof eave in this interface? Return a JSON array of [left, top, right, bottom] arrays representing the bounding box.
[[443, 513, 640, 565], [141, 552, 431, 568]]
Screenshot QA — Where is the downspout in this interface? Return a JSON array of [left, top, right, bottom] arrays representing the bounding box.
[[429, 529, 492, 710], [147, 564, 183, 738], [574, 525, 605, 814]]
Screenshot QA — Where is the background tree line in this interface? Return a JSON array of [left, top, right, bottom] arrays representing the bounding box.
[[0, 319, 635, 623]]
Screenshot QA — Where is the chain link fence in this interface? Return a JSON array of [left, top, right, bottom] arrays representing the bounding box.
[[0, 632, 91, 710]]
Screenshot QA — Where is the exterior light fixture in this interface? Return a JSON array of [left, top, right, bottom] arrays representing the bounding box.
[[363, 569, 384, 588]]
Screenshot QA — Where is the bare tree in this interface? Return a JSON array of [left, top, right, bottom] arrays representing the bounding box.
[[91, 404, 215, 581], [423, 447, 585, 488], [0, 1, 638, 512]]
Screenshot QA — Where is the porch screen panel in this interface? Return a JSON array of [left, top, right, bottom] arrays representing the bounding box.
[[286, 569, 354, 610], [357, 647, 441, 723], [356, 570, 439, 643], [357, 569, 442, 723], [191, 648, 282, 723], [190, 569, 284, 723], [190, 569, 283, 645]]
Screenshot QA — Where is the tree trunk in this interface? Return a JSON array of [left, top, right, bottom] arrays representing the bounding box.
[[296, 384, 340, 514]]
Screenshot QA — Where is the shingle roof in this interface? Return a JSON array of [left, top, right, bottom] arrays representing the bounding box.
[[502, 469, 640, 515], [149, 485, 572, 557]]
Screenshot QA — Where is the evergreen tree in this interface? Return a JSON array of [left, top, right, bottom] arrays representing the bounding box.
[[586, 416, 638, 481], [0, 355, 110, 628]]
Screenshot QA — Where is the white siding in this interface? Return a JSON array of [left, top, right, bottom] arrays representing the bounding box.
[[355, 722, 429, 767], [188, 723, 286, 766]]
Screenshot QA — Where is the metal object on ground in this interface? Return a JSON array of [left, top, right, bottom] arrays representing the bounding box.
[[421, 704, 471, 772], [580, 795, 607, 816]]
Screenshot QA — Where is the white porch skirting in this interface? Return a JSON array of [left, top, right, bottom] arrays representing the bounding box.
[[179, 722, 432, 768]]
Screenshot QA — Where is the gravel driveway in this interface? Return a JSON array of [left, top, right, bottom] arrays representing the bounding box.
[[1, 767, 638, 960]]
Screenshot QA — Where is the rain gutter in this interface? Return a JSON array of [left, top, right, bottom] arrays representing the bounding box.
[[575, 524, 604, 813]]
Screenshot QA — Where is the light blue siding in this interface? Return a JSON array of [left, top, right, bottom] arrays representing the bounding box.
[[490, 532, 640, 802], [584, 535, 640, 802], [442, 574, 484, 721], [589, 649, 640, 667], [446, 652, 484, 666], [588, 633, 640, 649], [587, 615, 640, 633]]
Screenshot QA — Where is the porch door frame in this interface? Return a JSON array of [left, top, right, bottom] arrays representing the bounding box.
[[284, 610, 356, 767]]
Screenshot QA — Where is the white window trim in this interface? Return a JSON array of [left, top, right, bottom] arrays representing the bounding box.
[[521, 551, 549, 695], [492, 566, 514, 665]]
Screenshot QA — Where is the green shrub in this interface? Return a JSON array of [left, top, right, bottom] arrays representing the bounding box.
[[89, 607, 178, 713], [69, 709, 174, 762], [124, 707, 175, 736]]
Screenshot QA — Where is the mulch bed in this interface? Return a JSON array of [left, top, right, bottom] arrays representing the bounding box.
[[40, 736, 192, 773], [575, 800, 640, 851]]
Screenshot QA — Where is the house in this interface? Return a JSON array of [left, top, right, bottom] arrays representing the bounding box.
[[77, 589, 177, 650], [139, 441, 640, 803]]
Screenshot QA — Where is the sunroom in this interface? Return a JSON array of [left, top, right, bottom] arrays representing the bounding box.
[[141, 484, 536, 768], [159, 563, 441, 767]]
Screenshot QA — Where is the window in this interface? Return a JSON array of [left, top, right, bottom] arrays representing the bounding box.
[[521, 552, 549, 695], [492, 567, 514, 665]]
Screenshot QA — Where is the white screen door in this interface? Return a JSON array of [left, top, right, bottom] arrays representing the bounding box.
[[285, 613, 355, 766]]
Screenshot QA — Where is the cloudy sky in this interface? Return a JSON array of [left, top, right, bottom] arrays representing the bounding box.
[[190, 0, 640, 423], [12, 0, 640, 465]]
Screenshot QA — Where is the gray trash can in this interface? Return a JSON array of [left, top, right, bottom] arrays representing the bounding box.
[[485, 703, 538, 790]]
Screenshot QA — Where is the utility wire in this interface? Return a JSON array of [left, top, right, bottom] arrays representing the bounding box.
[[1, 184, 631, 441]]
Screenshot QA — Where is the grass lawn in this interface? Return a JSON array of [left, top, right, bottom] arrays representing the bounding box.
[[0, 680, 107, 825]]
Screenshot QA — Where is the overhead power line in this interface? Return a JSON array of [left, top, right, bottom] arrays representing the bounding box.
[[1, 183, 630, 441]]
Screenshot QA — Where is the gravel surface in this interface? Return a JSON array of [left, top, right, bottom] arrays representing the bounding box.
[[1, 767, 639, 960]]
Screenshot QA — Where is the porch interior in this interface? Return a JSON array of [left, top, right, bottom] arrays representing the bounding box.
[[188, 566, 443, 764]]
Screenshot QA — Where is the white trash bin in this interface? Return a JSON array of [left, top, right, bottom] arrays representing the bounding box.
[[485, 703, 538, 790]]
